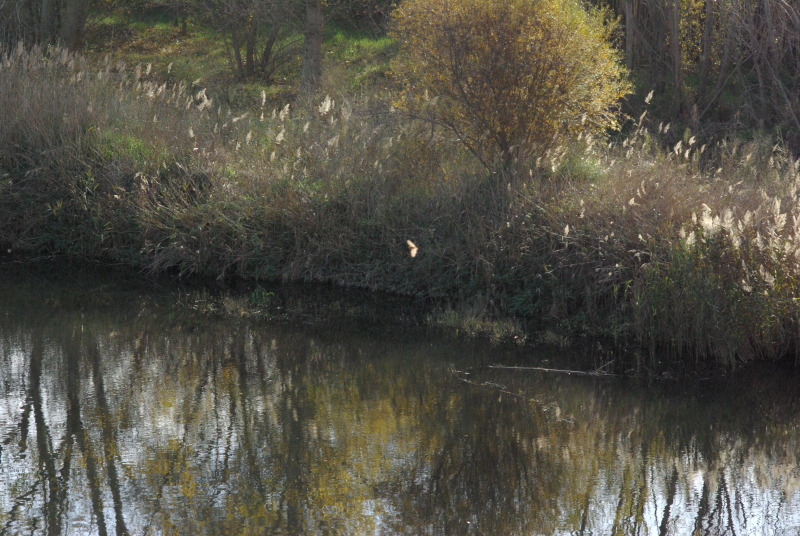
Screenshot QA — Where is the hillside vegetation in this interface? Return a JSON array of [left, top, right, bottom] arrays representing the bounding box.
[[1, 0, 800, 374]]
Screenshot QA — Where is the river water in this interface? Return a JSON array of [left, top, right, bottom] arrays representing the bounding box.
[[1, 267, 800, 535]]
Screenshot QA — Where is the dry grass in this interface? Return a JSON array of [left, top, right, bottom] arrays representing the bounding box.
[[2, 46, 800, 374], [506, 118, 800, 371]]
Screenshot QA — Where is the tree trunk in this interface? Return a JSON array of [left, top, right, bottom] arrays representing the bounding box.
[[245, 20, 257, 78], [39, 0, 58, 43], [624, 0, 634, 69], [750, 1, 769, 122], [230, 27, 245, 79], [669, 0, 683, 114], [698, 0, 715, 93], [260, 27, 280, 81], [301, 0, 323, 93], [60, 0, 89, 51], [707, 3, 737, 110], [643, 0, 668, 94]]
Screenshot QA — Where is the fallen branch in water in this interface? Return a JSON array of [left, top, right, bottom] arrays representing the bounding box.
[[451, 368, 530, 399], [480, 365, 618, 377]]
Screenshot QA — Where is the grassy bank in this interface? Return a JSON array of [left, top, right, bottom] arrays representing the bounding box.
[[2, 46, 800, 374], [82, 10, 395, 108]]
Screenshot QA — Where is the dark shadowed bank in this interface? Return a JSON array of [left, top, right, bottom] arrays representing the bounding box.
[[2, 47, 800, 376]]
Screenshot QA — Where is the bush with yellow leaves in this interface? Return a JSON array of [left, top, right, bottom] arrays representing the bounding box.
[[390, 0, 631, 173]]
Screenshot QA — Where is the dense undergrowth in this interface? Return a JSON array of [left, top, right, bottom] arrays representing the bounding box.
[[2, 46, 800, 374]]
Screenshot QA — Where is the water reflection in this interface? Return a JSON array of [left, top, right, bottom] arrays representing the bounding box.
[[1, 273, 800, 535]]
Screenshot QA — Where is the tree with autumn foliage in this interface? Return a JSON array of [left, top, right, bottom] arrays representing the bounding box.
[[390, 0, 631, 173]]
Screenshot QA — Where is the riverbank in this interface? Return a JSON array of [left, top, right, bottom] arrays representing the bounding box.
[[2, 47, 800, 375]]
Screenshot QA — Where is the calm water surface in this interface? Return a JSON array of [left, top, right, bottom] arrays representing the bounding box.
[[2, 269, 800, 535]]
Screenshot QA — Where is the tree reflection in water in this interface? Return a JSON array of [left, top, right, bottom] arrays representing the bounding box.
[[1, 275, 800, 535]]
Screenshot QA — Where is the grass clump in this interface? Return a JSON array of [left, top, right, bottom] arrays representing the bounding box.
[[2, 45, 800, 375]]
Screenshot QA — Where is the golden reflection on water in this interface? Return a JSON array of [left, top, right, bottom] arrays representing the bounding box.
[[1, 274, 800, 535]]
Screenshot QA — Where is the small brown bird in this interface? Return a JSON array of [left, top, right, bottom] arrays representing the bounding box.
[[406, 239, 418, 258]]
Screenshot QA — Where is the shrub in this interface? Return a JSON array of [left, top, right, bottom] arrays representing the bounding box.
[[390, 0, 631, 173]]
